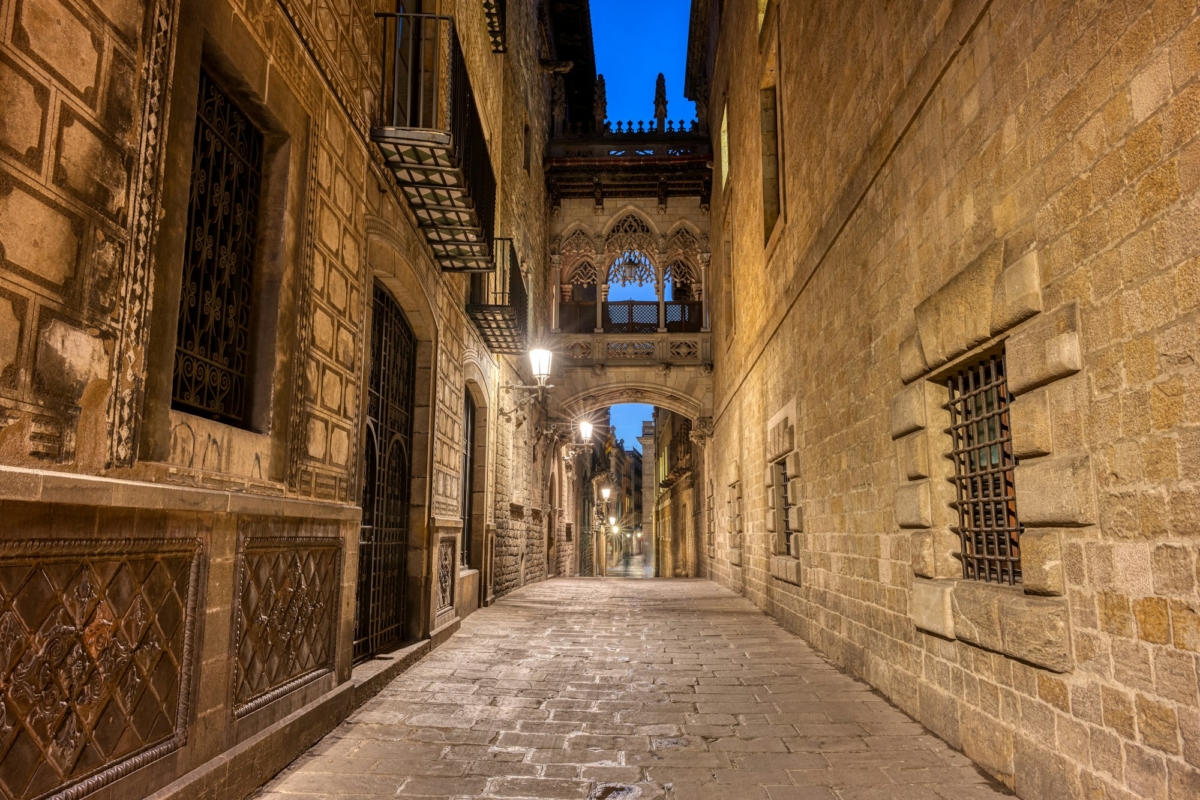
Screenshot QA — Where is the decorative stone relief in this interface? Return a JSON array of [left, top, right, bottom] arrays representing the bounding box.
[[436, 538, 455, 612], [232, 535, 341, 718], [106, 0, 181, 468], [0, 537, 202, 800]]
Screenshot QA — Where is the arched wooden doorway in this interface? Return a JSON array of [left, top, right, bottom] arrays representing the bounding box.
[[355, 282, 418, 660]]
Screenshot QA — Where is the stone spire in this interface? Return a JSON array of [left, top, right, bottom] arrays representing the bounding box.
[[654, 73, 668, 132], [594, 74, 607, 133]]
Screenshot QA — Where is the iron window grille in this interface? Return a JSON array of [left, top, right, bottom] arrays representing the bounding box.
[[172, 68, 263, 426], [946, 350, 1023, 585], [773, 460, 797, 557]]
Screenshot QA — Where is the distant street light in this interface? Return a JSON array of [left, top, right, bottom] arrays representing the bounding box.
[[601, 486, 611, 501]]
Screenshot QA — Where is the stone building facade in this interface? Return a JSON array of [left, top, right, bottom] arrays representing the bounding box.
[[689, 0, 1200, 796], [0, 0, 563, 797]]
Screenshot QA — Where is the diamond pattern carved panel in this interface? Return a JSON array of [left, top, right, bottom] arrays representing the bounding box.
[[0, 538, 201, 800], [232, 536, 341, 719]]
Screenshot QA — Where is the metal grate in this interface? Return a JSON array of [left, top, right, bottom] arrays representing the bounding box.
[[355, 283, 418, 661], [774, 461, 797, 557], [173, 69, 263, 426], [665, 301, 704, 332], [603, 300, 659, 333], [946, 350, 1023, 585]]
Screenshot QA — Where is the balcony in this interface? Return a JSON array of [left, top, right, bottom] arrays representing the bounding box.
[[558, 301, 704, 334], [372, 13, 496, 272], [467, 239, 527, 354]]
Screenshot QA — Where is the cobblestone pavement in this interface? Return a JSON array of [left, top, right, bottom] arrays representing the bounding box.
[[258, 579, 1010, 800]]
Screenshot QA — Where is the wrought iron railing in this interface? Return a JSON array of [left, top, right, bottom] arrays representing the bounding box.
[[665, 301, 703, 332], [467, 239, 527, 354], [559, 302, 595, 334], [374, 13, 497, 271], [603, 300, 659, 334]]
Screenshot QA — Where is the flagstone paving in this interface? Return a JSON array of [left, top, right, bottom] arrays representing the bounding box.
[[257, 579, 1010, 800]]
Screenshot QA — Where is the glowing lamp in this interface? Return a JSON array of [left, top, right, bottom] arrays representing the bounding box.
[[529, 348, 553, 386], [601, 486, 611, 501], [579, 420, 593, 441], [608, 516, 616, 526]]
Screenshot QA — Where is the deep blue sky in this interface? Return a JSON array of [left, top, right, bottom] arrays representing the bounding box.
[[611, 403, 653, 453], [590, 0, 697, 127]]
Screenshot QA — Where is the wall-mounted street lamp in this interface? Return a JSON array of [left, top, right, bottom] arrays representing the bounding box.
[[579, 420, 593, 441], [500, 349, 556, 421], [601, 486, 611, 501]]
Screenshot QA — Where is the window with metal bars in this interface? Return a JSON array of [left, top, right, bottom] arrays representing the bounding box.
[[773, 460, 797, 557], [172, 68, 263, 426], [946, 350, 1023, 585]]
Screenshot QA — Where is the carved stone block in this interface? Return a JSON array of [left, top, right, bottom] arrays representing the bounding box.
[[912, 578, 955, 639], [1020, 530, 1065, 596], [1014, 454, 1097, 527], [991, 249, 1043, 335], [914, 242, 1004, 369], [232, 535, 341, 718], [998, 594, 1073, 673], [1006, 302, 1081, 396], [894, 481, 932, 528], [889, 381, 929, 440], [1010, 388, 1052, 458], [0, 537, 201, 799]]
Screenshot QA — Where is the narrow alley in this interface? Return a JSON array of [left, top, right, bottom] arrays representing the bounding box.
[[257, 581, 1008, 800]]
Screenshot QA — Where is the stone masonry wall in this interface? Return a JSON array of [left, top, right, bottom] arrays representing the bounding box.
[[707, 0, 1200, 797]]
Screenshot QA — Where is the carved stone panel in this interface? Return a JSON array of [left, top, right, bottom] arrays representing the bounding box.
[[232, 536, 341, 719], [0, 537, 202, 800], [436, 538, 455, 612]]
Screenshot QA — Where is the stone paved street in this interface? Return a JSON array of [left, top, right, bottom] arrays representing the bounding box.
[[258, 580, 1010, 800]]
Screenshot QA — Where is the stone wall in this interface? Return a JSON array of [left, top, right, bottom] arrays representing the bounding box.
[[704, 0, 1200, 796], [0, 0, 555, 797]]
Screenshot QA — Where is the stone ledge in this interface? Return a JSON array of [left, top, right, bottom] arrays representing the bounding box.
[[949, 581, 1073, 673], [0, 466, 362, 520], [770, 555, 800, 585]]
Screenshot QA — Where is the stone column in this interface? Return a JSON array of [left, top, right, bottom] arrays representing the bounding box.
[[699, 253, 711, 331], [656, 274, 667, 333], [596, 283, 605, 333], [551, 254, 562, 331]]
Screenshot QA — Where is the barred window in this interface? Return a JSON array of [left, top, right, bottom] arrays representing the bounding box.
[[946, 350, 1022, 585], [772, 460, 797, 557], [172, 69, 264, 427]]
